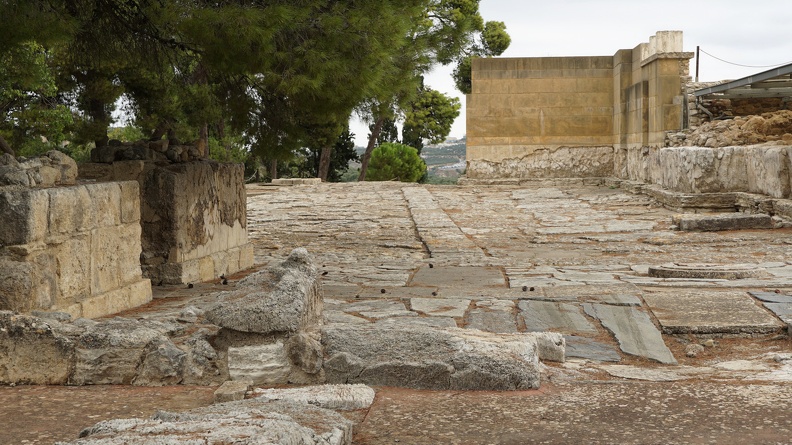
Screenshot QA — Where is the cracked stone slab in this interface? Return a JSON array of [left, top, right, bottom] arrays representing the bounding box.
[[410, 298, 471, 318], [641, 291, 784, 334], [518, 301, 597, 334], [466, 309, 517, 333], [541, 284, 642, 306], [376, 317, 458, 328], [564, 336, 621, 362], [749, 291, 792, 304], [338, 300, 416, 320], [583, 303, 677, 365], [410, 266, 506, 288]]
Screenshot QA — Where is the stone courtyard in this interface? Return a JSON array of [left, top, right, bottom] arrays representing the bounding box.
[[3, 180, 791, 444]]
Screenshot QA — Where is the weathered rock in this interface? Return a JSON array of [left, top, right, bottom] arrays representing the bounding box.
[[205, 248, 322, 334], [132, 337, 186, 386], [57, 399, 353, 445], [181, 330, 226, 385], [583, 303, 677, 364], [673, 213, 774, 232], [322, 324, 563, 390], [0, 311, 75, 384], [214, 379, 251, 403], [252, 384, 376, 411]]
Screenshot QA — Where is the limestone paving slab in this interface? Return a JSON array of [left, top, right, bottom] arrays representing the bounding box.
[[409, 297, 471, 318], [583, 303, 677, 365], [641, 290, 785, 334], [409, 265, 506, 288], [749, 290, 792, 304], [466, 309, 518, 333], [564, 335, 621, 362], [518, 300, 598, 334]]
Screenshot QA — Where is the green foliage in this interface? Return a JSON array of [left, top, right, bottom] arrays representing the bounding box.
[[403, 87, 461, 152], [453, 20, 511, 94], [208, 136, 250, 164], [367, 142, 426, 182], [108, 126, 145, 143]]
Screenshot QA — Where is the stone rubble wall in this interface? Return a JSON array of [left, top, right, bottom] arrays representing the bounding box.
[[0, 151, 78, 187], [0, 180, 151, 318], [79, 159, 254, 284]]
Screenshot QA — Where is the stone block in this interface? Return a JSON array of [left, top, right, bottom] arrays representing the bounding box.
[[228, 341, 291, 385], [198, 255, 215, 282], [47, 185, 93, 236], [673, 213, 774, 232], [214, 380, 252, 403], [86, 182, 121, 228], [0, 311, 75, 385], [118, 180, 141, 223], [0, 188, 49, 245], [53, 236, 91, 305], [0, 259, 34, 312], [211, 251, 229, 278]]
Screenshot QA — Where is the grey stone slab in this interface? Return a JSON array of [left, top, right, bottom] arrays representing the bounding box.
[[642, 291, 784, 334], [749, 291, 792, 304], [673, 213, 773, 232], [375, 316, 458, 328], [564, 336, 621, 362], [410, 298, 471, 318], [583, 303, 677, 365], [763, 303, 792, 324], [518, 301, 597, 334], [324, 311, 370, 324], [466, 309, 517, 333], [409, 266, 506, 288], [543, 284, 642, 301]]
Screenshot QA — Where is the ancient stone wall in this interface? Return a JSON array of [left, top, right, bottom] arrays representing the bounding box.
[[0, 177, 151, 318], [466, 31, 693, 179], [80, 159, 254, 284]]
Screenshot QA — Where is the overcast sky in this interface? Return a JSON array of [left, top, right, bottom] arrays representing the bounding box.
[[351, 0, 792, 146]]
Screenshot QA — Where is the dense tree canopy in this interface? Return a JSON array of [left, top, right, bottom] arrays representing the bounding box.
[[366, 142, 426, 183], [1, 0, 508, 181]]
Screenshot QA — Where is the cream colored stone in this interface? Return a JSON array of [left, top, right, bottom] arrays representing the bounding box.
[[54, 236, 91, 305], [238, 244, 254, 271], [86, 182, 121, 227], [118, 181, 141, 223], [228, 341, 291, 385], [198, 255, 215, 282], [47, 185, 93, 236]]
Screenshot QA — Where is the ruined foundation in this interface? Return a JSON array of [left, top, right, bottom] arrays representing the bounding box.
[[80, 158, 254, 284], [0, 152, 151, 318]]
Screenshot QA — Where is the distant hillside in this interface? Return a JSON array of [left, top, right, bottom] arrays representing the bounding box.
[[351, 137, 467, 182]]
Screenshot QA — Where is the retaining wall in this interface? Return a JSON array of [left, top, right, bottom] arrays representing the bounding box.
[[0, 181, 151, 318]]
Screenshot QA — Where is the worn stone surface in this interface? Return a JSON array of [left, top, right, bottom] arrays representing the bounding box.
[[519, 300, 597, 333], [322, 324, 556, 390], [410, 297, 470, 318], [673, 212, 774, 231], [252, 384, 376, 411], [205, 248, 321, 334], [642, 290, 785, 334], [583, 303, 677, 364], [213, 380, 251, 403], [648, 262, 768, 279], [466, 309, 518, 333], [57, 399, 353, 445], [564, 335, 621, 362]]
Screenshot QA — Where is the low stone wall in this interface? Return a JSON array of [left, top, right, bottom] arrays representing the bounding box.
[[0, 181, 151, 318], [80, 159, 254, 284], [466, 146, 615, 180], [623, 144, 792, 198]]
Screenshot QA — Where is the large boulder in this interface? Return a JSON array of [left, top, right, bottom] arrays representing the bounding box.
[[56, 399, 353, 445], [322, 324, 564, 390], [204, 247, 322, 334], [0, 311, 75, 384]]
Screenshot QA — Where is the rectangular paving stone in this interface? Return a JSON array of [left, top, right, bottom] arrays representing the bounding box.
[[518, 300, 597, 334], [583, 303, 677, 365], [466, 309, 517, 333], [642, 291, 784, 335], [564, 335, 621, 362], [410, 298, 471, 318], [763, 303, 792, 326], [749, 291, 792, 304], [410, 266, 506, 288]]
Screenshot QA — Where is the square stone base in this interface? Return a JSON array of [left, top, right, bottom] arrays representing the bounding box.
[[64, 279, 152, 319], [149, 243, 255, 285]]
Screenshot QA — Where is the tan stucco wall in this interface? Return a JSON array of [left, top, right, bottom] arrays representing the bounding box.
[[467, 31, 693, 179]]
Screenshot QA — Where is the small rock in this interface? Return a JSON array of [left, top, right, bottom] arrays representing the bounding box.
[[685, 344, 705, 357], [702, 339, 716, 348]]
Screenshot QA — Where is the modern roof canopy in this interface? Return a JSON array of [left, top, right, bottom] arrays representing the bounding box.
[[694, 63, 792, 99]]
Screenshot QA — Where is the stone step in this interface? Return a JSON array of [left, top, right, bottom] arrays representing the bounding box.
[[673, 212, 774, 231]]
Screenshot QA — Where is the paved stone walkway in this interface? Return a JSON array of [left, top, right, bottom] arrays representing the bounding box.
[[5, 181, 792, 444]]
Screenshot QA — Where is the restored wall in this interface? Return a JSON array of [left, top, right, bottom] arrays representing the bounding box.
[[80, 159, 254, 284], [467, 31, 693, 179], [0, 181, 151, 318]]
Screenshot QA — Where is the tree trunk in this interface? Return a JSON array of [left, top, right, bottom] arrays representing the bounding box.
[[196, 123, 209, 158], [0, 134, 14, 156], [269, 159, 277, 181], [358, 115, 385, 181], [318, 145, 333, 182], [89, 97, 109, 148], [150, 122, 168, 141]]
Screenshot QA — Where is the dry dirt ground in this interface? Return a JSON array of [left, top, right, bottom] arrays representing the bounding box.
[[3, 181, 792, 444]]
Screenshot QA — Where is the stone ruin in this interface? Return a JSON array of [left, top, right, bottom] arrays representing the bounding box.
[[0, 151, 151, 318], [1, 248, 564, 443]]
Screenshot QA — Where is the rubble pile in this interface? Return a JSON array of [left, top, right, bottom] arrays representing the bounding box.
[[668, 110, 792, 148]]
